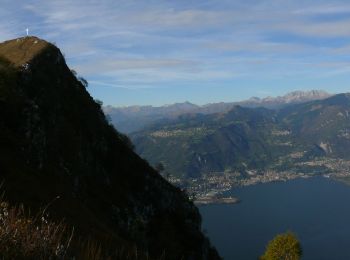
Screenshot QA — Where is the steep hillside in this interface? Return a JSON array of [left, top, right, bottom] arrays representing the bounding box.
[[132, 94, 350, 179], [0, 37, 220, 259], [279, 93, 350, 158]]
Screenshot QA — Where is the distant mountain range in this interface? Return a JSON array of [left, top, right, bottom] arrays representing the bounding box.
[[105, 90, 332, 133], [131, 93, 350, 179]]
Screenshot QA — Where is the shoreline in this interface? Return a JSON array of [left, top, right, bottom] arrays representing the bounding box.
[[194, 196, 240, 206], [194, 174, 341, 206]]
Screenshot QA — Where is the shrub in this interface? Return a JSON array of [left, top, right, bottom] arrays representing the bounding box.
[[95, 99, 103, 107], [78, 77, 88, 88], [70, 69, 77, 76], [0, 198, 156, 259], [260, 231, 302, 260]]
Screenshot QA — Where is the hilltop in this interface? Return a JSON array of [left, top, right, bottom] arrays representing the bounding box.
[[0, 37, 220, 259], [0, 36, 52, 66]]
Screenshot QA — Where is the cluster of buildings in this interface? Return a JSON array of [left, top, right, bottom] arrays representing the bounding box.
[[164, 157, 350, 205]]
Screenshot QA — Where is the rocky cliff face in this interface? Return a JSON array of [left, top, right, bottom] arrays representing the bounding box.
[[0, 37, 220, 259]]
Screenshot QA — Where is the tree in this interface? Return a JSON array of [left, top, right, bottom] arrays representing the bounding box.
[[70, 69, 77, 76], [78, 77, 88, 88], [95, 99, 103, 107], [260, 232, 302, 260]]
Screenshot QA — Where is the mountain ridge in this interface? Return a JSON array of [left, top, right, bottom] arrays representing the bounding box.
[[0, 36, 220, 259], [106, 90, 332, 133], [132, 93, 350, 179]]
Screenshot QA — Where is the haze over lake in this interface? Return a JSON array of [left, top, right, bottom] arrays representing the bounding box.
[[200, 177, 350, 260]]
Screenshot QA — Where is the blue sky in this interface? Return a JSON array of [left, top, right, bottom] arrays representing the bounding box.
[[1, 0, 350, 106]]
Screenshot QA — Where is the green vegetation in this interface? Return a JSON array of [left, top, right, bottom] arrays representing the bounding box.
[[260, 232, 302, 260], [132, 93, 350, 179], [132, 107, 287, 178]]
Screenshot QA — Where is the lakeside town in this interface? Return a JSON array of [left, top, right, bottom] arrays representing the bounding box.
[[164, 158, 350, 205]]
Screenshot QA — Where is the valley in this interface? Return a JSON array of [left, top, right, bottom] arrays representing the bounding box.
[[127, 94, 350, 185], [110, 94, 350, 206]]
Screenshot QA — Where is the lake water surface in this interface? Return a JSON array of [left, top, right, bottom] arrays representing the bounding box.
[[199, 177, 350, 260]]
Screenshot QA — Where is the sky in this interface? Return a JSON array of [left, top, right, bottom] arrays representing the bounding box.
[[1, 0, 350, 107]]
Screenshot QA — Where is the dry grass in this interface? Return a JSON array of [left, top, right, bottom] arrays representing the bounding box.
[[0, 198, 162, 260], [0, 199, 72, 259], [0, 37, 51, 67]]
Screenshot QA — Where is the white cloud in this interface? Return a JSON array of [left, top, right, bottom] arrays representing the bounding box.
[[2, 0, 350, 96]]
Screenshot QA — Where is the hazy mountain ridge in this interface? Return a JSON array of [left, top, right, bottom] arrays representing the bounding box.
[[0, 37, 220, 259], [132, 93, 350, 179], [106, 90, 332, 133]]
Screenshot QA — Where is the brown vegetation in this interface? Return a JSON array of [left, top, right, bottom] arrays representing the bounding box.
[[0, 198, 157, 260], [0, 37, 50, 67], [0, 199, 71, 259]]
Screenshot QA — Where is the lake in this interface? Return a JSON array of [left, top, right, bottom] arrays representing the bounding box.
[[199, 177, 350, 260]]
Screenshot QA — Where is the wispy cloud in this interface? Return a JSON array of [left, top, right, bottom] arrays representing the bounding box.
[[277, 19, 350, 38], [75, 58, 199, 74], [293, 4, 350, 15], [1, 0, 350, 105], [205, 41, 311, 55]]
